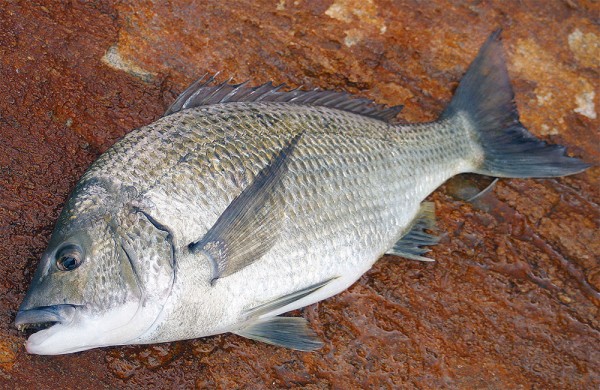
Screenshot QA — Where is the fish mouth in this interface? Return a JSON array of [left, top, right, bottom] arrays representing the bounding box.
[[15, 304, 80, 336]]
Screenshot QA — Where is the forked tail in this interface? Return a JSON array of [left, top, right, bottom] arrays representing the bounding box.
[[441, 29, 589, 178]]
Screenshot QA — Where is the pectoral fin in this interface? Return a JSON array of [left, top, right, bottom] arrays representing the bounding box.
[[386, 202, 439, 262], [234, 316, 323, 351], [188, 133, 302, 283]]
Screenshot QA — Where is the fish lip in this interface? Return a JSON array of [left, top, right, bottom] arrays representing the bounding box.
[[14, 304, 82, 333]]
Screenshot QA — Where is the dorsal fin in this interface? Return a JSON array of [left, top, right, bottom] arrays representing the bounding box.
[[165, 74, 403, 122]]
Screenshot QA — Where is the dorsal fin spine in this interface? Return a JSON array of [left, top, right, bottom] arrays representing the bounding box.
[[164, 75, 403, 121]]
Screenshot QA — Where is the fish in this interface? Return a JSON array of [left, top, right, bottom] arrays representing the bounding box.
[[15, 30, 589, 355]]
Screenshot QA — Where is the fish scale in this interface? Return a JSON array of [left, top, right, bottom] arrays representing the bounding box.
[[136, 104, 466, 244], [132, 103, 473, 342]]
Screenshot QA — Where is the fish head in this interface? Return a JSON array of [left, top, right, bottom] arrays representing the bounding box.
[[15, 199, 175, 355]]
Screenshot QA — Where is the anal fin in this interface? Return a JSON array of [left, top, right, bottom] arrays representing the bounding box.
[[234, 316, 323, 351], [386, 202, 439, 262]]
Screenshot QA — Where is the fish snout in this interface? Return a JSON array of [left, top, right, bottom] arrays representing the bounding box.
[[15, 304, 79, 333]]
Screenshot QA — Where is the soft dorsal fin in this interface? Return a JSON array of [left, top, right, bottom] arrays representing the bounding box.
[[386, 202, 440, 261], [165, 74, 403, 122], [188, 133, 302, 283]]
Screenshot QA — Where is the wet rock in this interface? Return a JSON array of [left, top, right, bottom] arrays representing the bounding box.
[[0, 0, 598, 388], [105, 343, 184, 380], [0, 335, 19, 373]]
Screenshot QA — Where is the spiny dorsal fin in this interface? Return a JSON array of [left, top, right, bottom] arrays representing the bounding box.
[[234, 316, 323, 351], [386, 202, 440, 262], [188, 133, 302, 283], [165, 74, 403, 122]]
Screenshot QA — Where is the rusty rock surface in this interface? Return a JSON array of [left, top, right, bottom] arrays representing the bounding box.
[[0, 0, 598, 388]]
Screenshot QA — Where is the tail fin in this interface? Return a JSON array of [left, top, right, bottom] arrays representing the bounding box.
[[441, 29, 590, 178]]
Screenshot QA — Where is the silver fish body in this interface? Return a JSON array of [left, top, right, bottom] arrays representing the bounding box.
[[15, 31, 588, 354], [114, 103, 473, 343]]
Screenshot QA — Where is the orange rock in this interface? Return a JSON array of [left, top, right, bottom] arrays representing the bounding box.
[[0, 0, 597, 388]]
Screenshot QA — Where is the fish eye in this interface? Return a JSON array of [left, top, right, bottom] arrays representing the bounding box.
[[55, 244, 84, 271]]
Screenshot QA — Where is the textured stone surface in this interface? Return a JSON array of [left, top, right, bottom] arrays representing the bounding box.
[[0, 0, 598, 388]]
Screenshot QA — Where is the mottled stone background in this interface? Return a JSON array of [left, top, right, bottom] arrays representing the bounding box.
[[0, 0, 598, 388]]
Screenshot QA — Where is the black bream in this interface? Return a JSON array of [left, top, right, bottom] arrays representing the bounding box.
[[15, 31, 589, 354]]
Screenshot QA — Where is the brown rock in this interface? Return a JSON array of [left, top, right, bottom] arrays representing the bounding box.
[[0, 1, 598, 388]]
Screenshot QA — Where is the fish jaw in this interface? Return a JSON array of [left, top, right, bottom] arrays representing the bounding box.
[[15, 304, 77, 338], [15, 301, 155, 355]]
